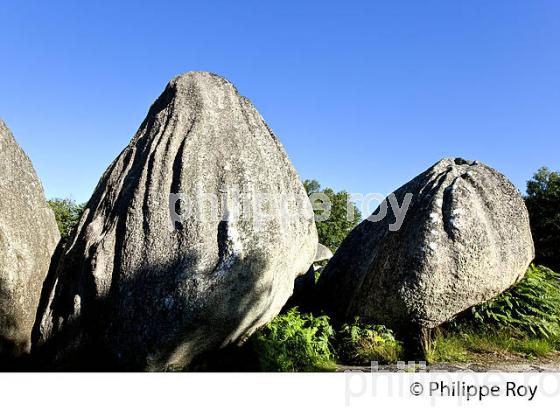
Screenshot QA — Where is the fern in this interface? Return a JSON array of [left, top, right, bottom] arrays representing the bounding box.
[[336, 317, 403, 364], [460, 265, 560, 338], [252, 308, 335, 371]]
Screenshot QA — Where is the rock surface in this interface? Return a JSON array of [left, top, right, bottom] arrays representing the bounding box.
[[316, 157, 534, 332], [283, 243, 333, 312], [282, 265, 316, 313], [314, 243, 333, 262], [0, 119, 60, 360], [33, 72, 317, 370]]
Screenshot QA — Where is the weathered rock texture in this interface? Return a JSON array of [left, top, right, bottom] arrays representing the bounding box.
[[316, 157, 534, 332], [0, 119, 60, 359], [33, 72, 317, 370]]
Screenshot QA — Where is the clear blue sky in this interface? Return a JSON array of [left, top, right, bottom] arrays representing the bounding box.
[[1, 1, 558, 203]]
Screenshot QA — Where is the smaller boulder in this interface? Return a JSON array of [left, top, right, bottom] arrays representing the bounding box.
[[316, 158, 534, 337]]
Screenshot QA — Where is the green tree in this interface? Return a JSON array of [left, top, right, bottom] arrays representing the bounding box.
[[525, 167, 560, 271], [304, 179, 362, 251], [48, 198, 86, 240]]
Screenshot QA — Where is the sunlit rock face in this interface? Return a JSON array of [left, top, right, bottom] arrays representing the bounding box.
[[316, 157, 534, 332], [33, 72, 317, 370], [0, 119, 60, 361]]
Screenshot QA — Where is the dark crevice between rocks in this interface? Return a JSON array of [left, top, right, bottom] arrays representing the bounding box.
[[29, 239, 114, 371]]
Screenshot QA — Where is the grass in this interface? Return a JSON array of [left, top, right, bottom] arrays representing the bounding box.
[[425, 264, 560, 365], [427, 328, 559, 363], [250, 265, 560, 370], [426, 331, 469, 363], [460, 265, 560, 338]]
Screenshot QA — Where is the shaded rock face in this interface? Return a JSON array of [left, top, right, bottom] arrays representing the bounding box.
[[0, 120, 60, 359], [316, 158, 534, 332], [283, 243, 334, 313], [33, 72, 317, 370], [282, 266, 316, 314]]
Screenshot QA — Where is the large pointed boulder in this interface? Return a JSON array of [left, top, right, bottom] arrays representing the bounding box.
[[0, 119, 60, 361], [33, 72, 317, 370], [316, 158, 534, 334]]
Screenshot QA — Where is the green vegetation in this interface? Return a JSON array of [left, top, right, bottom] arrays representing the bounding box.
[[251, 264, 560, 370], [427, 329, 559, 363], [48, 198, 86, 240], [252, 308, 336, 371], [304, 179, 361, 251], [525, 167, 560, 272], [426, 330, 469, 363], [251, 170, 560, 370], [458, 265, 560, 338], [336, 318, 403, 364], [428, 264, 560, 364], [271, 169, 560, 369], [251, 310, 403, 371]]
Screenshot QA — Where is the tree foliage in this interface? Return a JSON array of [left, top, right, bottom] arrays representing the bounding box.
[[525, 167, 560, 271], [303, 179, 361, 251], [48, 198, 86, 240]]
